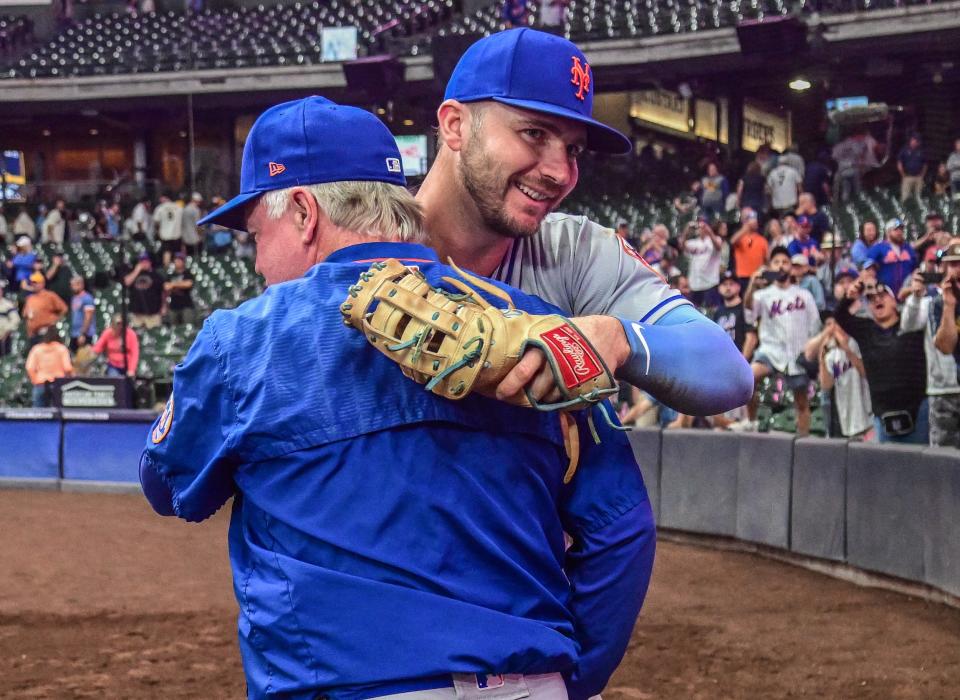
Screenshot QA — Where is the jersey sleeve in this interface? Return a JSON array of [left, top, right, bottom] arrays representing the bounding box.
[[565, 217, 690, 323], [139, 317, 240, 522]]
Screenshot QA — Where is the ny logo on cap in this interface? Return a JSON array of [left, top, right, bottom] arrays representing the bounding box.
[[570, 56, 591, 101], [268, 162, 286, 177]]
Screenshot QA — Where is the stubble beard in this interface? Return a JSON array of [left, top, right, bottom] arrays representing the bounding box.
[[459, 135, 542, 240]]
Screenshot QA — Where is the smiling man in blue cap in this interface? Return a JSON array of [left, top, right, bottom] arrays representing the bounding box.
[[141, 95, 655, 700], [417, 28, 753, 416]]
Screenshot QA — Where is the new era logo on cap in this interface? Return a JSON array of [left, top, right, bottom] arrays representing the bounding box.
[[268, 162, 286, 177], [386, 157, 401, 173]]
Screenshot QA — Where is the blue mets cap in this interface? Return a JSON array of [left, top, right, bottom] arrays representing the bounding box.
[[199, 96, 407, 231], [443, 28, 631, 155]]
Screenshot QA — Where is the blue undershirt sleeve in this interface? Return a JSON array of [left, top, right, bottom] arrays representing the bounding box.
[[616, 304, 754, 415]]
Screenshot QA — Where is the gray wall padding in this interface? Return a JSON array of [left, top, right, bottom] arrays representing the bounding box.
[[660, 430, 739, 535], [917, 448, 960, 598], [846, 442, 926, 581], [791, 438, 848, 561], [628, 427, 662, 522], [736, 432, 794, 548]]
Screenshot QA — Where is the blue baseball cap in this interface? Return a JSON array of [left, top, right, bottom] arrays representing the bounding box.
[[199, 96, 406, 231], [444, 28, 631, 155]]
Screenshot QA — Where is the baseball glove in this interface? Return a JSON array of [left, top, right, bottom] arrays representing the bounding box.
[[340, 258, 621, 416]]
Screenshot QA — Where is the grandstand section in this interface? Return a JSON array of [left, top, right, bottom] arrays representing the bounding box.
[[2, 0, 457, 79], [0, 241, 260, 407], [2, 0, 960, 93], [0, 182, 950, 415]]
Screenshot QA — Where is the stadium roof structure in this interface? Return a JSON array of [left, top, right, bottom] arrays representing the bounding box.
[[2, 0, 960, 104]]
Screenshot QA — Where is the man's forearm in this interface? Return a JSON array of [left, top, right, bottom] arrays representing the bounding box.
[[742, 332, 757, 362], [617, 305, 755, 415], [934, 305, 958, 355]]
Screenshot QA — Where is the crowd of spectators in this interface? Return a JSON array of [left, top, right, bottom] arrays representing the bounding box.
[[0, 190, 231, 407], [618, 142, 960, 448], [3, 137, 960, 445]]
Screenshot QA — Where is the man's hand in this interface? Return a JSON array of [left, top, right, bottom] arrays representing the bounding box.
[[847, 277, 865, 301], [495, 315, 630, 404], [942, 277, 957, 309], [910, 270, 926, 298]]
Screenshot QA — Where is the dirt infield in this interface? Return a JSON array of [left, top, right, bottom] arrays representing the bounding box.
[[1, 490, 958, 699]]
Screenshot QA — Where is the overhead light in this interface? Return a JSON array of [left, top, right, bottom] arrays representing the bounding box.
[[789, 78, 812, 91], [42, 129, 51, 136], [402, 119, 414, 126], [179, 130, 187, 137], [89, 128, 98, 136], [376, 107, 386, 115]]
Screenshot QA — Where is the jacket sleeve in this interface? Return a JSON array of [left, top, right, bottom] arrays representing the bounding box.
[[139, 317, 240, 522], [559, 410, 656, 700]]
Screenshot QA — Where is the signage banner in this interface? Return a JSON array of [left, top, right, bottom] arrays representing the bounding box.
[[630, 90, 691, 134], [694, 99, 729, 144], [52, 377, 133, 409], [394, 135, 429, 177], [742, 100, 791, 153]]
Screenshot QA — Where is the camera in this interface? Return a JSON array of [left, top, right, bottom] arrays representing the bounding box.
[[921, 271, 943, 285]]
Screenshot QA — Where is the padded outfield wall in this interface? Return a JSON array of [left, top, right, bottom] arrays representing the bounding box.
[[2, 413, 957, 598]]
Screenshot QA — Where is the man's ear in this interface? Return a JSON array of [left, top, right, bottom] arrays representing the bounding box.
[[290, 188, 321, 245], [436, 100, 468, 153]]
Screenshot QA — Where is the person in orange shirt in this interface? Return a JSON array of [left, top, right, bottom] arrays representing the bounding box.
[[25, 327, 74, 407], [91, 314, 140, 377], [730, 208, 769, 288], [21, 273, 68, 348]]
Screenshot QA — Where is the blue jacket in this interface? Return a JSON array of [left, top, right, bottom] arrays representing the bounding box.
[[140, 242, 655, 700]]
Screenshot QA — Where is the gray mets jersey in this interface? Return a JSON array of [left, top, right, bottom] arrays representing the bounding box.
[[751, 284, 822, 375], [490, 213, 689, 323]]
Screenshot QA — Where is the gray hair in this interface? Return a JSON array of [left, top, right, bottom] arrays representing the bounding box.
[[262, 181, 425, 243]]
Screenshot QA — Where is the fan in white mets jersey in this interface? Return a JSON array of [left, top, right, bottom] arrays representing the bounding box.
[[415, 28, 753, 414]]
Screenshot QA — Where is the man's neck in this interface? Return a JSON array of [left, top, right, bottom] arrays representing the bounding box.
[[416, 150, 515, 276], [876, 315, 899, 330], [724, 296, 742, 307]]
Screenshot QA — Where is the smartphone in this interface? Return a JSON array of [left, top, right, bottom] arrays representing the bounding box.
[[761, 270, 782, 283], [922, 271, 943, 285]]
